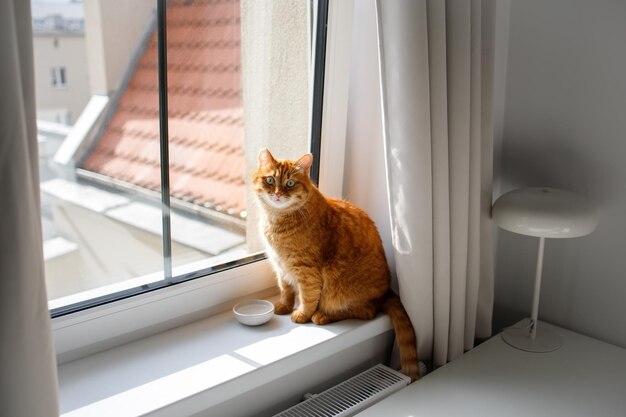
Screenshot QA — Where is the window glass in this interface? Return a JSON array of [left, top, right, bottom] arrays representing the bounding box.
[[33, 0, 319, 316], [35, 0, 164, 312]]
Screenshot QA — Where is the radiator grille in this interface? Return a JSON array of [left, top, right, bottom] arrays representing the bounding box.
[[273, 364, 410, 417]]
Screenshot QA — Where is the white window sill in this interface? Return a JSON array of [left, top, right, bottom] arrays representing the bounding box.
[[58, 306, 394, 417]]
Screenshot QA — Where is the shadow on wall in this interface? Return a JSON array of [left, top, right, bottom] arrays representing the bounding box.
[[492, 229, 537, 332], [497, 134, 615, 207], [492, 304, 526, 334]]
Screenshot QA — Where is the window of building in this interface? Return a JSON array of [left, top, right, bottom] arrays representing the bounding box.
[[51, 66, 66, 88]]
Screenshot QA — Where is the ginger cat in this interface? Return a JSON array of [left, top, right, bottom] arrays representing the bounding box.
[[252, 148, 420, 381]]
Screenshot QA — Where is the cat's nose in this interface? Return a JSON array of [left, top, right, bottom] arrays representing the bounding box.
[[275, 190, 284, 197]]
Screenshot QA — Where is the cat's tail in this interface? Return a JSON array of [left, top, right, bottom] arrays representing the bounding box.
[[382, 291, 420, 382]]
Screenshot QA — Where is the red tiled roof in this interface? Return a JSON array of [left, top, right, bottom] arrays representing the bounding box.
[[82, 0, 245, 217]]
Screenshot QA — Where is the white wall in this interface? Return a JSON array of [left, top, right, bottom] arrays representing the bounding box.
[[84, 0, 155, 96], [493, 0, 626, 348], [241, 0, 311, 252], [33, 35, 90, 124]]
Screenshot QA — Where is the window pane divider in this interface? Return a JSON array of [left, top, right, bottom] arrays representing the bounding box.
[[157, 0, 173, 281]]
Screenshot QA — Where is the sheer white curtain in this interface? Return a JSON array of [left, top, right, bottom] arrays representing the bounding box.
[[376, 0, 495, 367], [0, 0, 59, 415]]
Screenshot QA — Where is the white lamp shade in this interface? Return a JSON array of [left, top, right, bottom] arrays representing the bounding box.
[[492, 187, 598, 238]]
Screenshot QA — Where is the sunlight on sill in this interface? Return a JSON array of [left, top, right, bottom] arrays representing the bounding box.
[[58, 306, 393, 416], [63, 355, 254, 417], [235, 326, 338, 366]]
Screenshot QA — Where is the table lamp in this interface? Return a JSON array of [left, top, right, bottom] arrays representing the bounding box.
[[492, 187, 598, 352]]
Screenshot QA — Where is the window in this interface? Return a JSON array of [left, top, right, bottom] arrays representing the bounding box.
[[42, 0, 320, 314], [36, 0, 358, 363], [51, 66, 66, 88], [33, 0, 344, 352]]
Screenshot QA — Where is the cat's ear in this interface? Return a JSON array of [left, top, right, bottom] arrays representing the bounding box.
[[295, 153, 313, 176], [258, 148, 276, 168]]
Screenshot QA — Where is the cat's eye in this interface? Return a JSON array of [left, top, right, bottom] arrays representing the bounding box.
[[265, 177, 275, 185], [285, 179, 296, 188]]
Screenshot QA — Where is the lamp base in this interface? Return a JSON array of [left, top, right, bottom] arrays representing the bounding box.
[[501, 320, 562, 353]]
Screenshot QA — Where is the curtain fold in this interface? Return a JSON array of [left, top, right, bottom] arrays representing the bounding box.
[[377, 0, 495, 367], [0, 0, 60, 415]]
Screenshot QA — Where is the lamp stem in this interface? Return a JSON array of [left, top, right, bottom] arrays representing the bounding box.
[[530, 237, 545, 339]]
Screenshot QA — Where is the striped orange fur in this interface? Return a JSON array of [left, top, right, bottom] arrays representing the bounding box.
[[252, 148, 420, 381]]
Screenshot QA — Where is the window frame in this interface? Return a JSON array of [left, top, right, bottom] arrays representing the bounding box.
[[51, 0, 354, 364]]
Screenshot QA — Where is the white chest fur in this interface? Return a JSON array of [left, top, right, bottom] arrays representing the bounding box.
[[260, 230, 298, 286]]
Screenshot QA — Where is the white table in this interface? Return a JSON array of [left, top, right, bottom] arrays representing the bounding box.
[[356, 321, 626, 416]]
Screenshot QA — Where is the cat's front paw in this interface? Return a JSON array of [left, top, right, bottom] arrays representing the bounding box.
[[311, 311, 332, 325], [274, 302, 293, 315], [291, 310, 311, 323]]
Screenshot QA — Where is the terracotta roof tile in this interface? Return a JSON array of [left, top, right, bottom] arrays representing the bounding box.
[[81, 0, 246, 217]]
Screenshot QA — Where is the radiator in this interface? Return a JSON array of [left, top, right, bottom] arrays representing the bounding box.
[[273, 364, 411, 417]]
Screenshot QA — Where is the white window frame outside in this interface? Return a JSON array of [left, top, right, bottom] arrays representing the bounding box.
[[51, 0, 355, 364]]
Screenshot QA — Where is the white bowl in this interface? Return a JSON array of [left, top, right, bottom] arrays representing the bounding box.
[[233, 299, 274, 326]]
